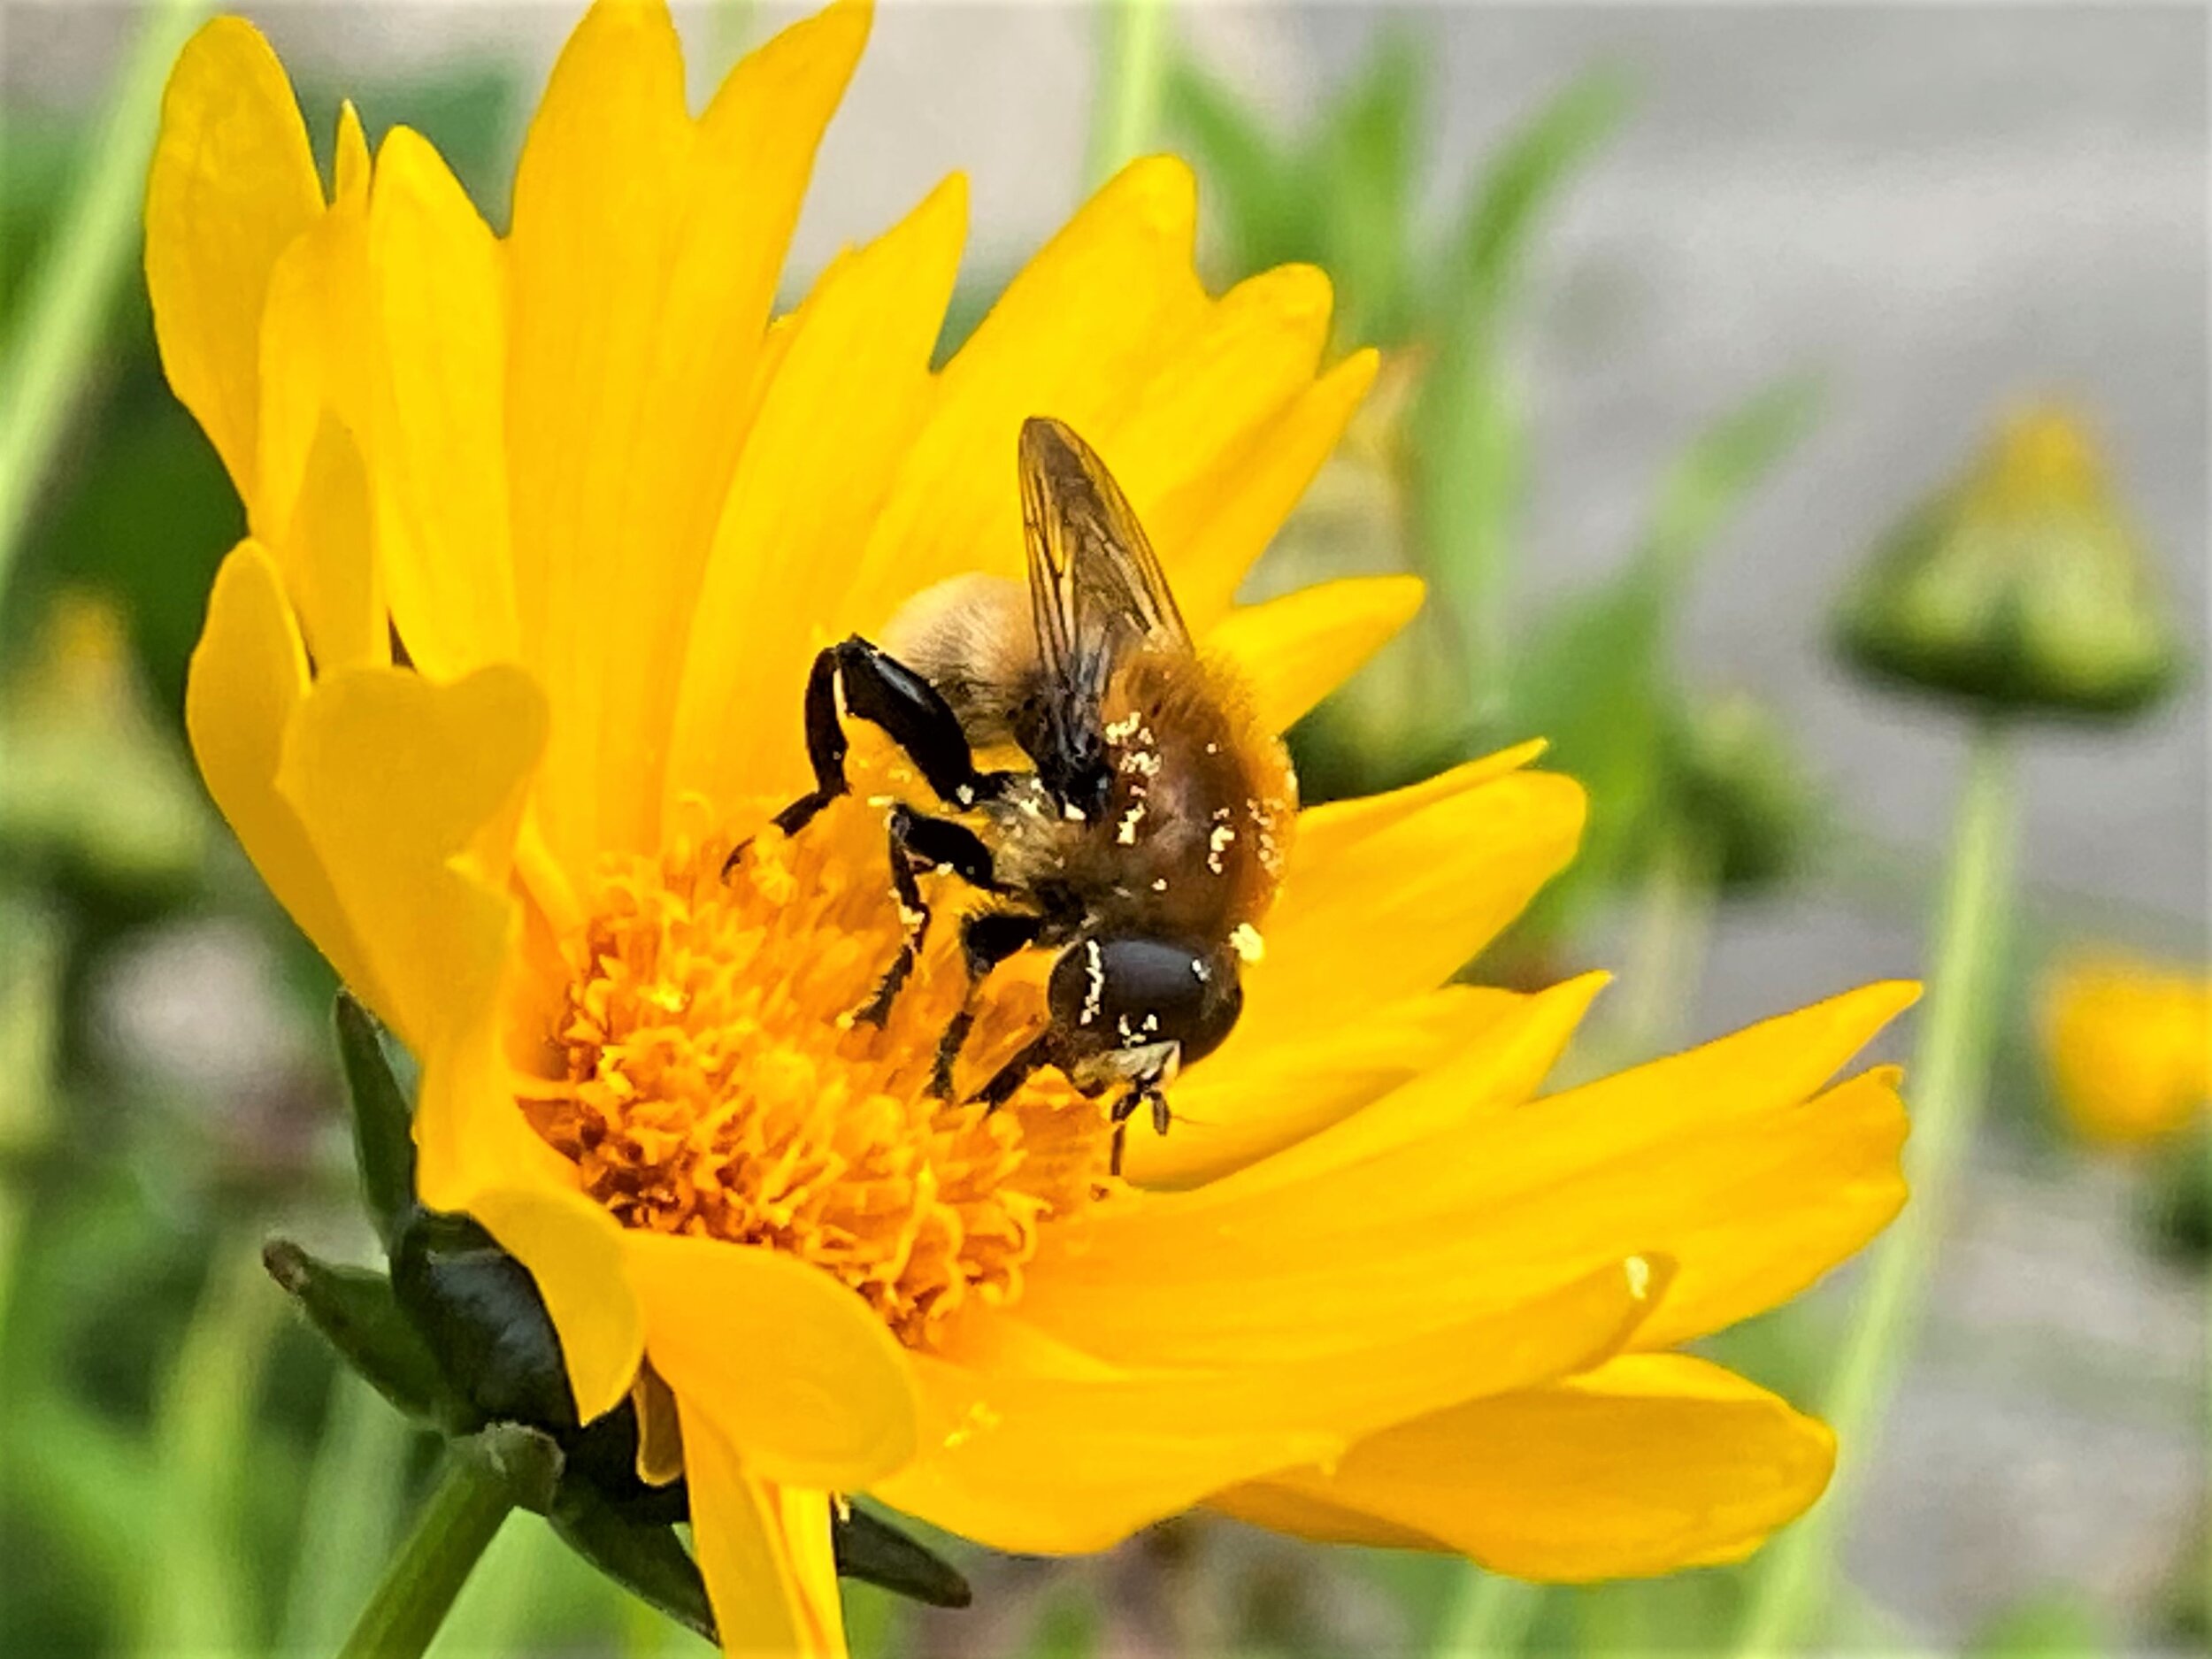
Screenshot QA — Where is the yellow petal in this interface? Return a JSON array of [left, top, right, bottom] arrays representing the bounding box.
[[1237, 752, 1586, 1049], [1017, 975, 1606, 1363], [146, 17, 322, 500], [365, 127, 517, 678], [273, 416, 386, 672], [184, 541, 382, 1009], [1130, 980, 1585, 1190], [1573, 1064, 1909, 1349], [626, 1233, 919, 1491], [508, 0, 868, 879], [879, 1256, 1662, 1555], [1076, 262, 1338, 630], [680, 1416, 849, 1659], [667, 175, 965, 818], [844, 156, 1207, 629], [1214, 1354, 1836, 1581], [253, 104, 373, 551], [274, 664, 544, 1054], [1202, 573, 1426, 737], [1167, 349, 1380, 626], [1018, 980, 1909, 1365], [2041, 951, 2212, 1148]]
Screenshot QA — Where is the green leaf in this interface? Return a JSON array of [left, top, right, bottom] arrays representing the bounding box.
[[334, 991, 419, 1251], [1504, 376, 1822, 941], [549, 1486, 717, 1646], [1440, 67, 1630, 319], [1160, 55, 1293, 277], [833, 1502, 972, 1609], [263, 1239, 472, 1431], [1406, 70, 1624, 717], [1308, 33, 1426, 349], [1643, 374, 1823, 586]]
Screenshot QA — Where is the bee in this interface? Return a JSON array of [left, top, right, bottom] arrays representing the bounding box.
[[739, 416, 1294, 1172]]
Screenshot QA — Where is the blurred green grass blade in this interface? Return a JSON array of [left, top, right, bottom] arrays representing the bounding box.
[[1161, 55, 1291, 275], [1409, 69, 1626, 717], [0, 899, 62, 1342], [278, 1371, 417, 1658], [0, 0, 207, 617], [135, 1241, 283, 1659], [1441, 67, 1629, 314], [1309, 33, 1425, 349], [429, 1509, 616, 1659], [1085, 0, 1171, 190], [1505, 376, 1820, 943], [11, 1394, 158, 1598], [1431, 1569, 1541, 1657], [1644, 374, 1824, 586]]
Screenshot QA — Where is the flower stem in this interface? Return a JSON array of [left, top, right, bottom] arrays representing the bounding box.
[[336, 1426, 561, 1659], [0, 0, 208, 618], [1084, 0, 1170, 189], [1729, 719, 2017, 1657]]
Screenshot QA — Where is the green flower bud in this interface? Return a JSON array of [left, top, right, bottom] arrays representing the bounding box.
[[1838, 406, 2182, 718]]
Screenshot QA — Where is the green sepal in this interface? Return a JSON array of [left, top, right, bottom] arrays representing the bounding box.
[[333, 991, 417, 1252], [549, 1484, 717, 1645], [833, 1503, 972, 1609], [262, 1238, 473, 1432], [389, 1210, 578, 1433]]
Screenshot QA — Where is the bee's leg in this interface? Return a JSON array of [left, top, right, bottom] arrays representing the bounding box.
[[726, 649, 847, 876], [929, 910, 1044, 1100], [729, 637, 1009, 879], [973, 1032, 1057, 1112], [1106, 1088, 1152, 1178], [853, 807, 999, 1028]]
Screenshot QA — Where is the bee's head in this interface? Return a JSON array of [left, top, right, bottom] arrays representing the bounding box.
[[1047, 936, 1244, 1087]]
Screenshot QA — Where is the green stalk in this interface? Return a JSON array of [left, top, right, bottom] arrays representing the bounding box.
[[277, 1371, 416, 1656], [1432, 1568, 1542, 1658], [0, 0, 208, 615], [336, 1426, 560, 1659], [1729, 720, 2017, 1657], [1084, 0, 1170, 189]]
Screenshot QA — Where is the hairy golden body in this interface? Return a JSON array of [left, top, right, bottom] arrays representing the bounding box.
[[884, 576, 1294, 951]]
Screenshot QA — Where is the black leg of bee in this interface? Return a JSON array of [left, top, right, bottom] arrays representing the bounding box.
[[973, 1031, 1057, 1111], [928, 910, 1045, 1100], [853, 807, 1002, 1027], [1103, 1087, 1171, 1178], [731, 638, 1010, 879]]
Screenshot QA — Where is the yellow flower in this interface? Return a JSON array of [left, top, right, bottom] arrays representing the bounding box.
[[150, 3, 1916, 1652], [2042, 952, 2212, 1148]]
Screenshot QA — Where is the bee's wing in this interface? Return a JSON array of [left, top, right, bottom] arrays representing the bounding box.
[[1018, 417, 1193, 808], [1019, 412, 1190, 680]]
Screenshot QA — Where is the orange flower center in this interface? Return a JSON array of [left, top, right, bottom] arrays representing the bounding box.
[[521, 788, 1118, 1349]]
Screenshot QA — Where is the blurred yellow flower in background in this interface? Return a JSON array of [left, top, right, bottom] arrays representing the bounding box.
[[2042, 952, 2212, 1148], [149, 1, 1917, 1653]]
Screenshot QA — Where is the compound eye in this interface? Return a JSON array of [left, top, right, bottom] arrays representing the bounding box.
[[1048, 937, 1243, 1063]]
